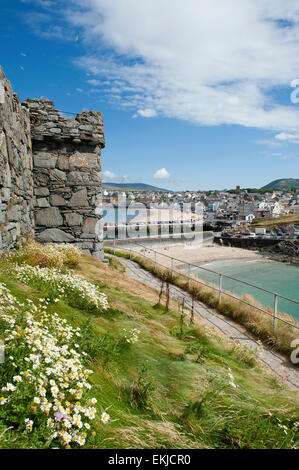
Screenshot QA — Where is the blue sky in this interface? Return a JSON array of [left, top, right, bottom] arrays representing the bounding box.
[[1, 0, 299, 190]]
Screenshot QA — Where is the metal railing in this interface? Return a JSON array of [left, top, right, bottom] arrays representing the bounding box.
[[105, 239, 299, 335]]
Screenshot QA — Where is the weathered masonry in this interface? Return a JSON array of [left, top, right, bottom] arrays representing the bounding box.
[[0, 65, 105, 259], [24, 99, 105, 259], [0, 66, 34, 251]]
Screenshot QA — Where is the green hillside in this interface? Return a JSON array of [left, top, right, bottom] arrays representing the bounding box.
[[261, 178, 299, 190], [1, 242, 299, 449], [103, 182, 169, 192]]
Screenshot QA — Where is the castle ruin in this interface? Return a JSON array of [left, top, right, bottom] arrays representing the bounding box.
[[0, 66, 105, 259]]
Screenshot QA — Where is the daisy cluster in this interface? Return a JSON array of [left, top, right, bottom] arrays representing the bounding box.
[[227, 368, 238, 389], [277, 417, 299, 442], [13, 264, 109, 313], [50, 244, 81, 266], [0, 281, 109, 448], [123, 328, 141, 344]]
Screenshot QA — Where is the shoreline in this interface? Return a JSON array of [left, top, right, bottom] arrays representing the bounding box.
[[132, 240, 299, 268], [131, 241, 299, 321], [134, 242, 262, 269], [259, 250, 299, 267]]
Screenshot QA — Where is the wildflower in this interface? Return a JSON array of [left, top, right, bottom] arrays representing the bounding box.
[[227, 368, 238, 389], [0, 278, 105, 448], [13, 264, 109, 312], [278, 424, 288, 435], [25, 418, 33, 432], [101, 412, 110, 424], [2, 383, 16, 392], [13, 376, 22, 383]]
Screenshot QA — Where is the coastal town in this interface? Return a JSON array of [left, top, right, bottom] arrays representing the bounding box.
[[103, 184, 299, 236]]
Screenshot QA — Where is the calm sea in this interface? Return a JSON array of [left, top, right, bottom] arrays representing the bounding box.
[[103, 208, 135, 224], [191, 259, 299, 320]]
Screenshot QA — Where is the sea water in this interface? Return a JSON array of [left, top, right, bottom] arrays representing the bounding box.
[[103, 208, 135, 224], [191, 259, 299, 320]]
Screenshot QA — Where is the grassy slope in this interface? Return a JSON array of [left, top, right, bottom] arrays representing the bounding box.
[[0, 254, 299, 449], [261, 179, 299, 190], [251, 214, 299, 228]]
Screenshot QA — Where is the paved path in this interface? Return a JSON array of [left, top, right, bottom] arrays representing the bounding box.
[[119, 257, 299, 392]]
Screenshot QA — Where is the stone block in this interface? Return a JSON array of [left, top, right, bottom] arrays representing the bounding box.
[[93, 249, 104, 260], [69, 153, 99, 170], [67, 171, 90, 184], [1, 188, 10, 202], [35, 207, 63, 226], [79, 124, 93, 132], [57, 155, 69, 171], [36, 228, 75, 243], [50, 168, 66, 182], [65, 213, 83, 226], [50, 194, 66, 206], [37, 197, 50, 208], [34, 153, 57, 168], [34, 187, 49, 196], [81, 241, 94, 249], [7, 205, 21, 222], [82, 217, 96, 234], [69, 188, 89, 207]]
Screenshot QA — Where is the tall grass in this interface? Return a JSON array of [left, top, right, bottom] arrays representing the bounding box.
[[1, 246, 299, 448], [6, 241, 81, 269]]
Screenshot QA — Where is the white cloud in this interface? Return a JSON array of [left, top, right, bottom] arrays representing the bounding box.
[[256, 138, 284, 148], [275, 132, 299, 142], [30, 0, 299, 132], [136, 109, 157, 118], [153, 168, 170, 179], [87, 79, 102, 86], [103, 171, 131, 182], [103, 170, 117, 179], [25, 11, 72, 40]]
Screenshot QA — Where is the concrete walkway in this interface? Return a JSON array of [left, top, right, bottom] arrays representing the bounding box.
[[119, 257, 299, 392]]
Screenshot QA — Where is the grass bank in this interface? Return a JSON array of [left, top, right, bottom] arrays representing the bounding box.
[[251, 215, 299, 229], [0, 242, 298, 449]]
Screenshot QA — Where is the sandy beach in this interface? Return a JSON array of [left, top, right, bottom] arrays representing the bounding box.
[[129, 207, 202, 223], [134, 242, 261, 269]]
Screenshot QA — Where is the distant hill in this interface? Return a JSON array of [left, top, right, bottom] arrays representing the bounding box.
[[261, 178, 299, 190], [102, 182, 169, 192]]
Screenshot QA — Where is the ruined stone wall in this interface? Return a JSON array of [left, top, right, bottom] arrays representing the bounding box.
[[22, 99, 105, 259], [0, 66, 105, 259], [0, 66, 34, 251]]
